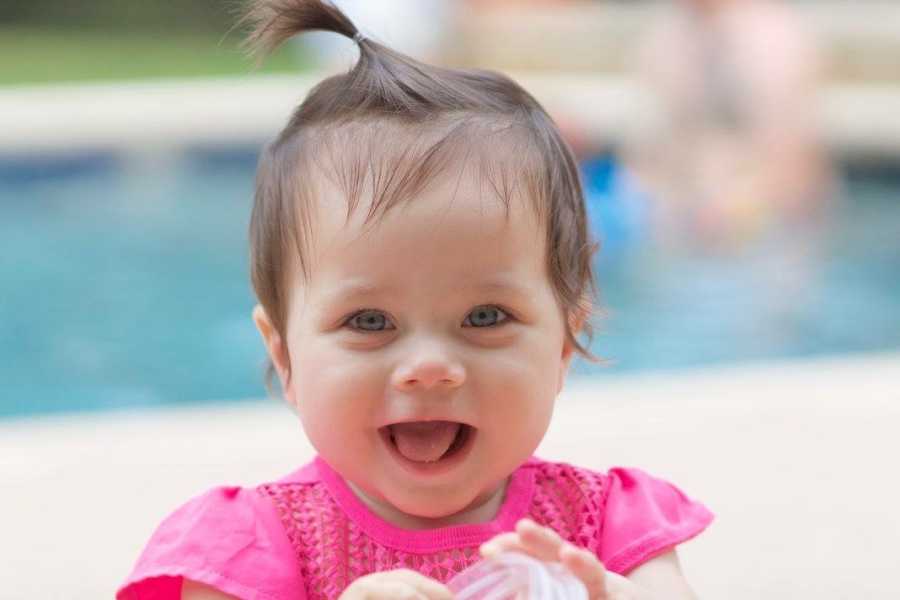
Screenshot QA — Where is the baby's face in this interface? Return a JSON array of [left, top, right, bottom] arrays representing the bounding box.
[[257, 175, 575, 525]]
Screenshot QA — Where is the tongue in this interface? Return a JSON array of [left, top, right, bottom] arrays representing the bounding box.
[[390, 421, 461, 463]]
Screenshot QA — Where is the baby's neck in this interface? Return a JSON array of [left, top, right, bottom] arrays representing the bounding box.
[[346, 478, 508, 530]]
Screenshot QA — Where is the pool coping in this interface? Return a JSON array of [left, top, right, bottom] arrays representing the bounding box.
[[2, 74, 899, 160]]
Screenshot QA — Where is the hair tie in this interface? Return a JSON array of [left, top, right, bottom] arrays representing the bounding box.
[[353, 32, 366, 45]]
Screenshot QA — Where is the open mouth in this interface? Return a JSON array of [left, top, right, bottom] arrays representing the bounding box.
[[379, 421, 474, 465]]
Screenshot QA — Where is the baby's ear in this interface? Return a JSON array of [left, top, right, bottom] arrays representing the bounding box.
[[558, 336, 575, 395], [252, 304, 292, 390], [558, 301, 591, 393], [568, 294, 593, 336]]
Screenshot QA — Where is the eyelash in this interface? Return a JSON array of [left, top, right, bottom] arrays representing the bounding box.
[[343, 305, 511, 332]]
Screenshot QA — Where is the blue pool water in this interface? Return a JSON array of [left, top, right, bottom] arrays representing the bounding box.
[[2, 149, 899, 418]]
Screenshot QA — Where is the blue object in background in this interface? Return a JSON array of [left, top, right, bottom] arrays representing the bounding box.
[[580, 153, 650, 259]]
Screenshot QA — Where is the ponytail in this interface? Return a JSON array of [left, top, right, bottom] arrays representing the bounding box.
[[240, 0, 358, 63]]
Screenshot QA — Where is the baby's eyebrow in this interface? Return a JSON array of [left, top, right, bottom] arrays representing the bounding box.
[[320, 280, 395, 304], [319, 276, 532, 305], [463, 273, 534, 296], [472, 279, 529, 294]]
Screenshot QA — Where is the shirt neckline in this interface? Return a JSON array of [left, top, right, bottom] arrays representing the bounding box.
[[314, 455, 537, 553]]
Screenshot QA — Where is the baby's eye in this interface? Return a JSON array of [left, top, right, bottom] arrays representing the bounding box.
[[463, 305, 509, 328], [346, 310, 395, 332]]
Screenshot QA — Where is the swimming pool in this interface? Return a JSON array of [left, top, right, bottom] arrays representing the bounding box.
[[2, 149, 899, 418]]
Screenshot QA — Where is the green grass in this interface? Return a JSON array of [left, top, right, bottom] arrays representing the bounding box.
[[0, 27, 310, 85]]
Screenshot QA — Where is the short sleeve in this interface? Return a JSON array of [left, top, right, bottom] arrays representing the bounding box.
[[117, 486, 304, 600], [598, 467, 714, 575]]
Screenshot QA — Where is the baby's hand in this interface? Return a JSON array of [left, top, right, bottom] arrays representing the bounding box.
[[338, 568, 453, 600], [480, 518, 653, 600]]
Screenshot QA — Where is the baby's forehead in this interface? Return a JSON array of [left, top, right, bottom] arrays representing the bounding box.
[[287, 173, 547, 299], [318, 164, 535, 228], [314, 169, 543, 254]]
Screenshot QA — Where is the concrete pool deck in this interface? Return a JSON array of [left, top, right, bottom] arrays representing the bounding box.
[[2, 352, 898, 599], [3, 75, 900, 160]]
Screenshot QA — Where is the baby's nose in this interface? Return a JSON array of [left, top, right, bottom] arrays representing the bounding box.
[[391, 355, 466, 391]]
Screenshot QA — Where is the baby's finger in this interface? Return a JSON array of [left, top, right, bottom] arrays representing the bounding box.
[[392, 569, 454, 600], [378, 582, 429, 600], [480, 532, 525, 558], [411, 580, 453, 600], [515, 518, 565, 562], [559, 545, 608, 599]]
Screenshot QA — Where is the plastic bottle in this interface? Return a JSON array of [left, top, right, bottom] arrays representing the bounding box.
[[447, 551, 588, 600]]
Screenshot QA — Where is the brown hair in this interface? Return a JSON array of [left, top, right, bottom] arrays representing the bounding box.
[[239, 0, 599, 391]]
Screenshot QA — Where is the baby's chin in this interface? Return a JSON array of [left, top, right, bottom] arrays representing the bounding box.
[[380, 482, 506, 528], [344, 466, 506, 529]]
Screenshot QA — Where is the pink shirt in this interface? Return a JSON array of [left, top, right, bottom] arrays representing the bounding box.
[[118, 456, 713, 599]]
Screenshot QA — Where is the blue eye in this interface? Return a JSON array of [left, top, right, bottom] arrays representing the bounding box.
[[463, 305, 508, 328], [347, 310, 394, 332]]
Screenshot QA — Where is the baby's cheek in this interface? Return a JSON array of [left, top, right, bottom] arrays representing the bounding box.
[[481, 362, 556, 437], [295, 354, 383, 463], [295, 347, 383, 416], [489, 345, 560, 400]]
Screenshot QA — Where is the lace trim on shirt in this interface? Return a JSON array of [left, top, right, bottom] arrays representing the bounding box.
[[259, 459, 606, 599]]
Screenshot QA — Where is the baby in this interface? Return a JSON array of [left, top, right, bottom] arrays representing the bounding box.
[[118, 1, 713, 598]]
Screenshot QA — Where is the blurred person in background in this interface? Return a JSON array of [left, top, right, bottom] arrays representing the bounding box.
[[624, 0, 834, 337], [627, 0, 832, 253]]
